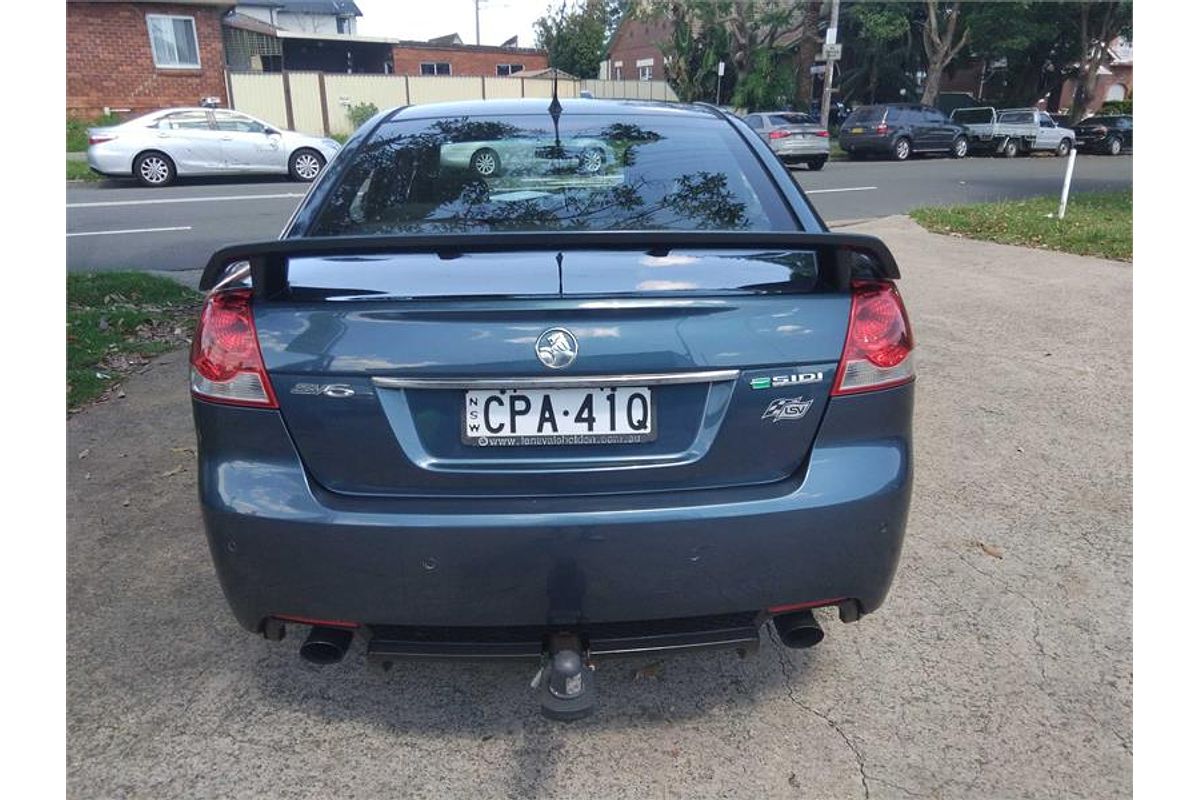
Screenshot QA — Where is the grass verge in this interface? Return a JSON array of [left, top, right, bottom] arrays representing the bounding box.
[[67, 272, 201, 410], [67, 159, 101, 182], [910, 190, 1131, 261]]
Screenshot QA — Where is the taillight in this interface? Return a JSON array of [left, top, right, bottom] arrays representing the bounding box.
[[815, 129, 829, 137], [769, 129, 792, 139], [189, 289, 278, 408], [88, 134, 116, 145], [832, 281, 915, 396], [875, 123, 888, 134]]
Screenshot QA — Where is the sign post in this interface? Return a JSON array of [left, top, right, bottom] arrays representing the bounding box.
[[819, 0, 842, 129], [716, 60, 725, 106]]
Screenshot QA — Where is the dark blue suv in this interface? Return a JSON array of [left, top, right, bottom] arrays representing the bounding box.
[[191, 99, 914, 718]]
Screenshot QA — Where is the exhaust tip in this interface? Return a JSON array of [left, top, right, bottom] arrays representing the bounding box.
[[299, 626, 354, 665], [773, 610, 825, 649]]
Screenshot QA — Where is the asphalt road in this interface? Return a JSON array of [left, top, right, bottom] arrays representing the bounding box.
[[67, 216, 1131, 798], [66, 153, 1133, 273]]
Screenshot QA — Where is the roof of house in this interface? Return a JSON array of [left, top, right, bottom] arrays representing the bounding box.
[[427, 33, 464, 46], [236, 1, 362, 15], [223, 11, 282, 36]]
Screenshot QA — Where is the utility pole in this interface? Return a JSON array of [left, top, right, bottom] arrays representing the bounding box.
[[475, 0, 482, 45], [819, 0, 841, 129]]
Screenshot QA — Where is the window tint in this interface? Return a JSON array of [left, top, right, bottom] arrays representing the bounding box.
[[310, 113, 797, 235], [923, 108, 947, 123], [1038, 115, 1056, 128], [159, 111, 211, 130], [844, 106, 885, 125], [213, 111, 265, 133]]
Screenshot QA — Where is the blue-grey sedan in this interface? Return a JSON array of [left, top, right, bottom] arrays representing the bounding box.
[[192, 98, 914, 719], [87, 107, 341, 187]]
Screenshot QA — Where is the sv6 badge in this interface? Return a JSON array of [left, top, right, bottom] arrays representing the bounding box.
[[762, 397, 813, 423]]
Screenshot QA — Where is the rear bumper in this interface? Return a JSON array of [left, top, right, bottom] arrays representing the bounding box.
[[86, 147, 132, 177], [771, 141, 830, 159], [194, 383, 913, 636], [838, 135, 893, 153]]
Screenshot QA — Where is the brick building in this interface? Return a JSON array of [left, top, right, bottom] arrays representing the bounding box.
[[389, 41, 547, 78], [68, 0, 233, 118], [598, 14, 673, 81]]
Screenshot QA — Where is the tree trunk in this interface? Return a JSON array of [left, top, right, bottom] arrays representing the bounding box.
[[791, 0, 823, 111], [920, 0, 969, 106], [1069, 1, 1118, 123]]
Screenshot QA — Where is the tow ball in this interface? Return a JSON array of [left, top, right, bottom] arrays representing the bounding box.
[[532, 633, 595, 721]]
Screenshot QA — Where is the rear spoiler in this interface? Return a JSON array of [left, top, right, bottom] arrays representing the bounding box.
[[200, 231, 900, 297]]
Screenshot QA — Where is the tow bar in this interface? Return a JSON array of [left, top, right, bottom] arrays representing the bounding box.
[[532, 633, 595, 721]]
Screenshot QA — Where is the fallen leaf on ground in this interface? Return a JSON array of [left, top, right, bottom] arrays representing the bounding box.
[[171, 446, 195, 455], [160, 465, 184, 478], [121, 499, 131, 507], [978, 542, 1003, 559], [635, 661, 664, 680], [77, 448, 90, 460]]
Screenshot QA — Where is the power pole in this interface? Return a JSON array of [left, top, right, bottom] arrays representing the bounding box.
[[475, 0, 482, 45], [819, 0, 841, 129]]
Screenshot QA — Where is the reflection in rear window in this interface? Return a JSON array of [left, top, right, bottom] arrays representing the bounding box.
[[844, 107, 885, 125], [309, 113, 796, 235], [769, 113, 816, 126], [952, 109, 994, 124]]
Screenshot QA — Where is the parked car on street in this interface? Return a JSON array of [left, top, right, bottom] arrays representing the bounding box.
[[440, 136, 616, 177], [742, 111, 830, 170], [950, 107, 1076, 157], [86, 107, 342, 187], [1072, 114, 1133, 155], [839, 103, 969, 161], [192, 98, 916, 720]]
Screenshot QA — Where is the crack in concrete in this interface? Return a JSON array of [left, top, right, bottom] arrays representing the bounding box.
[[767, 626, 870, 799]]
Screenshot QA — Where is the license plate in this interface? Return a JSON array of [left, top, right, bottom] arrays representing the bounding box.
[[851, 126, 864, 134], [463, 387, 655, 446]]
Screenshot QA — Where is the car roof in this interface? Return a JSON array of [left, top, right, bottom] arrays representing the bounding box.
[[386, 98, 723, 122]]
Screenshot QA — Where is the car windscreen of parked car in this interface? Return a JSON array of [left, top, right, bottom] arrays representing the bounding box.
[[309, 113, 796, 235]]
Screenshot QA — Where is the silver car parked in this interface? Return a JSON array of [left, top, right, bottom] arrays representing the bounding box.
[[86, 108, 342, 187], [440, 137, 615, 178], [742, 111, 831, 171]]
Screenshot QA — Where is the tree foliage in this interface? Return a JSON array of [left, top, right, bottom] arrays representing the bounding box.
[[534, 0, 613, 79]]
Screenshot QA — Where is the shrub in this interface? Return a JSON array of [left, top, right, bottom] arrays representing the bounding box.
[[346, 102, 379, 130], [1100, 99, 1132, 115], [67, 112, 123, 152]]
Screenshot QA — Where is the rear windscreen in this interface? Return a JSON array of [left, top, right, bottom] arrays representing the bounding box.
[[844, 107, 885, 125], [769, 113, 816, 126], [308, 113, 797, 235], [998, 111, 1034, 124]]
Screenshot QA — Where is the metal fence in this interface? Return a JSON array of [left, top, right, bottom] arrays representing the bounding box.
[[227, 71, 679, 136]]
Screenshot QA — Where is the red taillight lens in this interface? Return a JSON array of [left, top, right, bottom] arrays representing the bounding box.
[[189, 289, 278, 407], [815, 129, 829, 137], [875, 123, 888, 134], [88, 134, 116, 145], [832, 281, 915, 396], [769, 129, 792, 139]]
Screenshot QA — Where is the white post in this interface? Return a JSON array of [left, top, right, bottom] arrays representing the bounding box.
[[1057, 145, 1078, 219]]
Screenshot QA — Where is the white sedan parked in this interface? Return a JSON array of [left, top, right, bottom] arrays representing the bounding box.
[[86, 108, 342, 187]]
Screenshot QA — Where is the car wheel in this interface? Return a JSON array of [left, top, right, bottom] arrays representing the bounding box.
[[1056, 138, 1072, 157], [578, 147, 605, 174], [1000, 138, 1019, 158], [1107, 136, 1123, 156], [951, 136, 969, 159], [470, 147, 501, 177], [892, 137, 911, 161], [807, 157, 827, 171], [134, 151, 175, 187], [288, 149, 325, 182]]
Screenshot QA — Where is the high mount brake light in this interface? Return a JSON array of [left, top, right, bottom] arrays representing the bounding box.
[[189, 289, 278, 408], [832, 281, 915, 396]]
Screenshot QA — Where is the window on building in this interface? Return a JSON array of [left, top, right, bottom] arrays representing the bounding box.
[[638, 64, 653, 81], [614, 66, 623, 80], [420, 62, 452, 76], [496, 63, 525, 76], [147, 15, 201, 69], [337, 16, 351, 34]]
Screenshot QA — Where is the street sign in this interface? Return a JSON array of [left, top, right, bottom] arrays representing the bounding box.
[[717, 61, 725, 77], [822, 43, 842, 61]]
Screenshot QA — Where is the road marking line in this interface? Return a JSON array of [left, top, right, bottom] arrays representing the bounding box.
[[67, 226, 193, 238], [67, 193, 305, 208], [805, 186, 878, 194]]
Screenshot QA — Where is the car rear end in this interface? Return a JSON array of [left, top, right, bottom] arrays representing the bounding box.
[[762, 113, 830, 164], [191, 100, 914, 713], [1074, 116, 1118, 152], [838, 105, 895, 155], [85, 124, 135, 178]]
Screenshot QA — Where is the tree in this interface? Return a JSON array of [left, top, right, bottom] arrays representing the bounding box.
[[839, 2, 921, 106], [919, 0, 970, 105], [790, 1, 824, 110], [658, 1, 734, 103], [1068, 0, 1132, 122], [534, 0, 612, 79], [954, 1, 1077, 107]]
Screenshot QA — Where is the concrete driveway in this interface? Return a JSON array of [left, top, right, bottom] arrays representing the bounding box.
[[67, 217, 1131, 799]]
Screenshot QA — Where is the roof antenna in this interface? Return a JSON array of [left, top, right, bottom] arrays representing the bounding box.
[[548, 67, 564, 157]]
